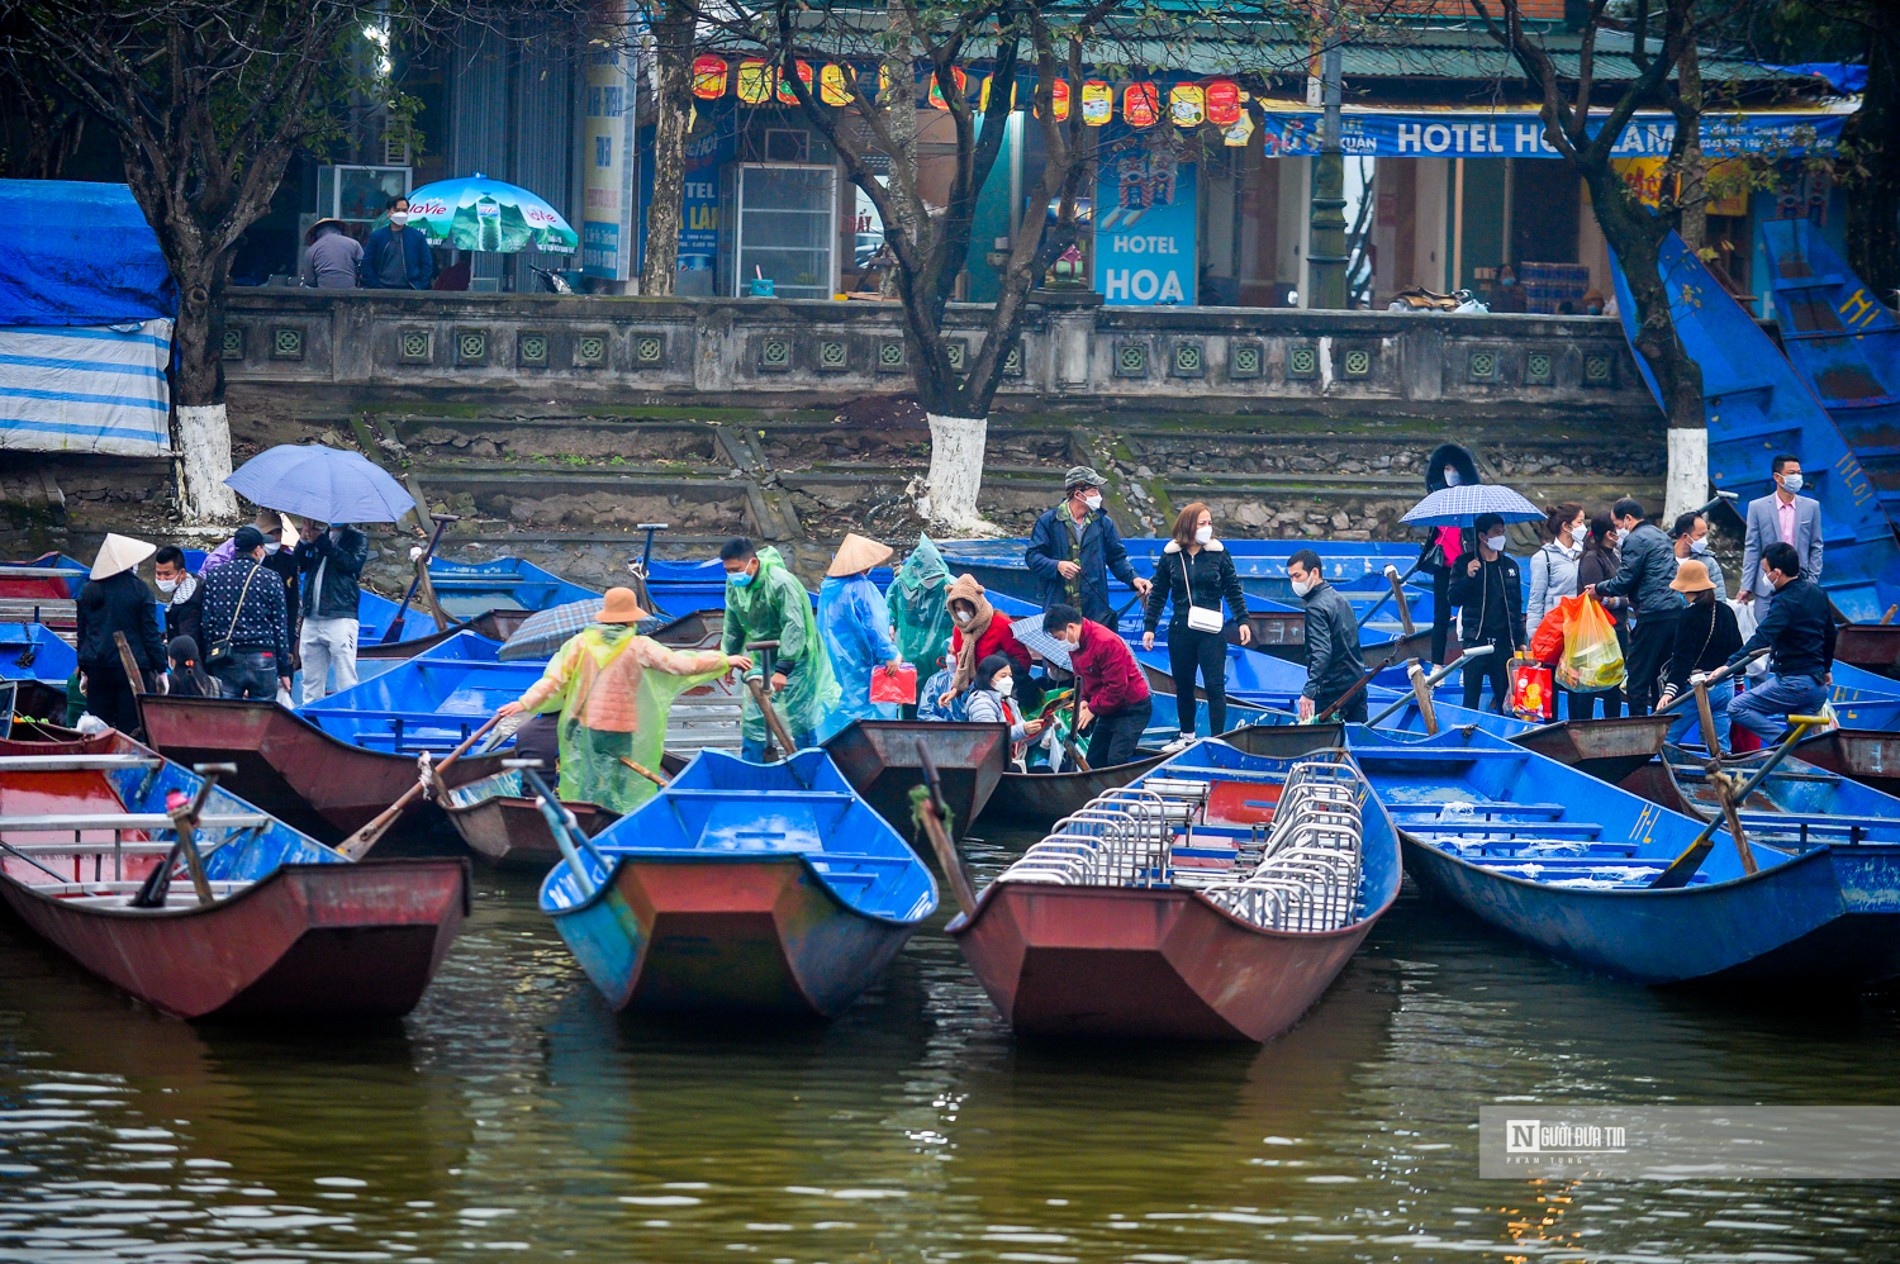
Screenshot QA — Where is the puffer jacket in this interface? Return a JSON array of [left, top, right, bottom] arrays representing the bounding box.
[[1143, 539, 1249, 633], [1596, 523, 1678, 615], [296, 527, 369, 621]]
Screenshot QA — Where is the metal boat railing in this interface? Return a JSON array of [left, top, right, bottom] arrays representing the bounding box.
[[1202, 762, 1364, 933]]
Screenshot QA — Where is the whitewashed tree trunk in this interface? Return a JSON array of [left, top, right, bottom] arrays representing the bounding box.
[[1664, 426, 1709, 524], [174, 403, 239, 522], [920, 412, 992, 533]]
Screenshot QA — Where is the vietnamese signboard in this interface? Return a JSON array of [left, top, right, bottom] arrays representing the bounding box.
[[581, 17, 638, 282]]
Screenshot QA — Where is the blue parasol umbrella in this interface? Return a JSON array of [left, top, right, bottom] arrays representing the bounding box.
[[225, 443, 417, 524], [1400, 484, 1543, 528], [402, 174, 579, 255]]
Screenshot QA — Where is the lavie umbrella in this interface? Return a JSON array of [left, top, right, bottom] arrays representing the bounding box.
[[1400, 484, 1543, 527], [225, 444, 417, 523], [401, 173, 579, 254]]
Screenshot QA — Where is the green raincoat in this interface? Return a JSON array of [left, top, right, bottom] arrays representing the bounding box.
[[520, 623, 731, 814], [887, 533, 953, 672], [721, 546, 839, 744]]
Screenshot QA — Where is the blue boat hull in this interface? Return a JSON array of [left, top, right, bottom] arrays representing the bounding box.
[[545, 851, 921, 1017]]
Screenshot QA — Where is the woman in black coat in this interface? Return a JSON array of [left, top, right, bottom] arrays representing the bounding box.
[[74, 534, 165, 735], [1142, 502, 1251, 746]]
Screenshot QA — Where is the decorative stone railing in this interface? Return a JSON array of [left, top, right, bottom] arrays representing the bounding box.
[[223, 289, 1654, 414]]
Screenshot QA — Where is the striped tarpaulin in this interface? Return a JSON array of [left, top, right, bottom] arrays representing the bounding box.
[[0, 318, 172, 456]]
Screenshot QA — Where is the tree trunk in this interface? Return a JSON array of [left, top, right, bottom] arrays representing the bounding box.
[[170, 260, 239, 523], [921, 412, 990, 532], [1675, 39, 1706, 257], [637, 0, 694, 297], [1846, 22, 1900, 304]]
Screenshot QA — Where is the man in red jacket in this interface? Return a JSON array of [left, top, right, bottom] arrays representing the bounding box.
[[1044, 603, 1153, 767]]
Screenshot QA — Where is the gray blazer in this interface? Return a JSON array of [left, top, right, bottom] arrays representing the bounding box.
[[1740, 493, 1824, 598]]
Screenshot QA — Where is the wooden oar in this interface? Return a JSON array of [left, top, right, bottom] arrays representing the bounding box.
[[336, 715, 501, 860], [130, 762, 230, 908], [1883, 605, 1898, 627], [742, 640, 800, 760], [1653, 651, 1766, 717], [1366, 645, 1493, 727], [1313, 639, 1420, 724], [618, 756, 668, 787], [1355, 557, 1425, 630], [385, 512, 458, 644], [1064, 686, 1092, 772], [1385, 565, 1417, 637], [914, 738, 978, 918], [514, 761, 605, 900], [1648, 712, 1830, 889]]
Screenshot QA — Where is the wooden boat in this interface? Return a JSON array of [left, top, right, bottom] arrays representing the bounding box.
[[358, 609, 531, 661], [428, 555, 603, 619], [2, 622, 75, 724], [442, 769, 619, 868], [540, 749, 936, 1017], [1832, 624, 1900, 679], [950, 735, 1401, 1041], [0, 730, 468, 1018], [0, 554, 84, 630], [1348, 725, 1900, 987], [1825, 661, 1900, 731], [1791, 728, 1900, 797], [1623, 745, 1900, 854], [822, 720, 1009, 838], [139, 694, 504, 845]]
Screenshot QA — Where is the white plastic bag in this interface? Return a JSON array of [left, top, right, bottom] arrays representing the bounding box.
[[1726, 599, 1770, 679]]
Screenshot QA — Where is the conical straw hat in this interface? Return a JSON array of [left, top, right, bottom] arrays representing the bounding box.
[[827, 533, 894, 578], [90, 532, 156, 580]]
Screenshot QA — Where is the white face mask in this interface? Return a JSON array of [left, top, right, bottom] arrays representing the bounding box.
[[389, 211, 409, 227], [1194, 525, 1213, 546], [952, 610, 972, 626], [1569, 524, 1587, 544], [1290, 575, 1318, 598], [1781, 472, 1803, 493], [156, 576, 178, 595], [1690, 537, 1710, 555], [992, 675, 1013, 695], [1083, 493, 1103, 512], [1444, 468, 1461, 488], [1485, 534, 1508, 553], [264, 541, 281, 554]]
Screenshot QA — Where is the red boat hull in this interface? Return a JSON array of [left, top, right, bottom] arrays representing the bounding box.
[[0, 859, 470, 1020], [446, 794, 618, 868], [951, 884, 1372, 1042], [140, 695, 503, 845]]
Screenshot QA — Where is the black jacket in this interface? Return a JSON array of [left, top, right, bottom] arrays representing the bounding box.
[[264, 548, 303, 640], [1728, 577, 1836, 681], [201, 555, 292, 664], [1667, 600, 1744, 694], [1301, 581, 1367, 701], [75, 572, 165, 670], [1143, 540, 1248, 632], [296, 527, 369, 620], [1597, 522, 1679, 615], [161, 574, 204, 648], [1448, 550, 1525, 647]]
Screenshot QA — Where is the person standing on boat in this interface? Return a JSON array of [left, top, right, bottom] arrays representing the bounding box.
[[1528, 504, 1594, 720], [1419, 444, 1481, 665], [497, 588, 746, 814], [815, 533, 905, 742], [1043, 604, 1153, 767], [964, 654, 1046, 769], [1143, 503, 1252, 746], [1657, 561, 1742, 754], [1590, 498, 1677, 716], [294, 519, 368, 704], [1572, 512, 1625, 718], [1025, 465, 1151, 627], [1739, 456, 1821, 617], [1448, 513, 1525, 713], [719, 537, 840, 760], [152, 546, 203, 648], [1670, 511, 1727, 602], [1289, 548, 1367, 723], [1715, 541, 1836, 744], [74, 533, 165, 735], [199, 526, 293, 702], [943, 573, 1037, 713]]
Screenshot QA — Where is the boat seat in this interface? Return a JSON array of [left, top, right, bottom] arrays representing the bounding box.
[[664, 790, 857, 802], [1476, 856, 1662, 870], [1388, 802, 1568, 819], [1406, 821, 1603, 838], [1459, 840, 1640, 857], [1205, 782, 1281, 826], [1731, 812, 1896, 836], [0, 813, 271, 833], [807, 853, 915, 869]]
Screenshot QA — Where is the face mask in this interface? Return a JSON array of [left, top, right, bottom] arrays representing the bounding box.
[[953, 610, 971, 626], [1762, 566, 1775, 588], [1291, 575, 1317, 598], [264, 542, 281, 554], [389, 211, 409, 227], [1485, 534, 1508, 553], [1083, 493, 1103, 512], [992, 675, 1013, 695], [1500, 276, 1517, 286], [1690, 537, 1710, 555], [1194, 525, 1213, 546], [729, 569, 754, 588], [156, 577, 178, 595], [1569, 525, 1587, 544], [1781, 473, 1803, 493], [1443, 468, 1461, 488]]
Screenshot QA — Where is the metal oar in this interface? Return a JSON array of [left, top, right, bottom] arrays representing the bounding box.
[[514, 761, 608, 901], [337, 714, 501, 860], [1648, 711, 1831, 889], [1355, 557, 1425, 631], [1365, 644, 1496, 728], [1653, 650, 1767, 718]]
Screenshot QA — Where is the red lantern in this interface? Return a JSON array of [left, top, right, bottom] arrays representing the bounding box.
[[775, 60, 814, 105], [1123, 82, 1158, 128], [1205, 79, 1241, 126], [691, 56, 728, 100]]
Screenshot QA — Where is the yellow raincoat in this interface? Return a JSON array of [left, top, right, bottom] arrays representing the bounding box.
[[518, 623, 733, 814]]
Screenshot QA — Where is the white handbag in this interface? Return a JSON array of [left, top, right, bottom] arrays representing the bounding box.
[[1181, 556, 1226, 634]]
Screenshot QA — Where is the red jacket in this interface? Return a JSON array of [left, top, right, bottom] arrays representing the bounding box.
[[951, 611, 1032, 673], [1070, 618, 1150, 714]]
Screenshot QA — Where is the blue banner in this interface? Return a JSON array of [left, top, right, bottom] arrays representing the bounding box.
[[1094, 137, 1197, 306], [1257, 110, 1845, 160]]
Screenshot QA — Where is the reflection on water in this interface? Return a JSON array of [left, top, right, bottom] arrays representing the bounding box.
[[1, 834, 1898, 1261]]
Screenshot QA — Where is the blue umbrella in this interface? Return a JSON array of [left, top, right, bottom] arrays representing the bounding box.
[[225, 444, 417, 523], [1400, 484, 1543, 528]]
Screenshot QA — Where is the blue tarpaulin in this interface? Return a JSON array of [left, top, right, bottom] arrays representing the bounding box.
[[0, 180, 174, 326]]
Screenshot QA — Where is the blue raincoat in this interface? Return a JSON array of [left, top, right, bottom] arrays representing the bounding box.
[[816, 573, 900, 741]]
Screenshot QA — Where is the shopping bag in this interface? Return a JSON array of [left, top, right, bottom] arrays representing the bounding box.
[[1557, 595, 1625, 691], [1510, 657, 1555, 721], [1529, 606, 1569, 664], [869, 664, 917, 705]]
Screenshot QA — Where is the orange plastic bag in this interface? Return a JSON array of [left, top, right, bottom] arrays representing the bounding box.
[[870, 664, 917, 704], [1557, 595, 1625, 691], [1529, 606, 1568, 664]]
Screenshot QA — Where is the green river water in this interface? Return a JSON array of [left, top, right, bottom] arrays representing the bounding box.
[[1, 834, 1897, 1262]]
